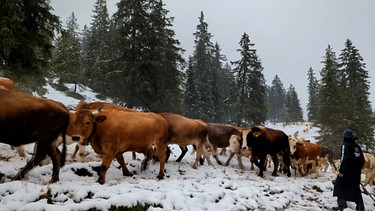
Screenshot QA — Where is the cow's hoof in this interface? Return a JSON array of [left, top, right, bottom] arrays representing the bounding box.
[[157, 175, 164, 180], [123, 172, 133, 177], [96, 179, 105, 185], [271, 173, 278, 177]]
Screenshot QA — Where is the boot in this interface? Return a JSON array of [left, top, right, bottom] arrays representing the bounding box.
[[332, 197, 347, 210], [355, 202, 364, 211]]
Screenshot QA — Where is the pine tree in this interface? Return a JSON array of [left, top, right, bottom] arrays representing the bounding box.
[[0, 0, 60, 93], [51, 12, 83, 93], [338, 39, 374, 151], [267, 75, 286, 123], [316, 45, 344, 152], [184, 57, 200, 119], [82, 0, 112, 95], [232, 32, 267, 126], [184, 11, 215, 121], [286, 84, 303, 122], [307, 67, 319, 124], [111, 0, 184, 112]]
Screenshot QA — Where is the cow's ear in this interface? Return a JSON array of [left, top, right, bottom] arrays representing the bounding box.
[[94, 115, 106, 123], [253, 131, 262, 137]]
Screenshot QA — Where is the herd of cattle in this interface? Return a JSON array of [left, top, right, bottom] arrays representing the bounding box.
[[1, 77, 375, 186]]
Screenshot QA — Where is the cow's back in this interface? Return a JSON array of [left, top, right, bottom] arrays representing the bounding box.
[[0, 89, 69, 146], [0, 77, 15, 91], [90, 110, 168, 154], [160, 113, 207, 146], [76, 101, 136, 112]]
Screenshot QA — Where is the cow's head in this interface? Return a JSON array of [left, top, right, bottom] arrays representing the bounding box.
[[229, 134, 241, 154], [288, 137, 301, 155], [245, 127, 263, 149], [67, 109, 106, 145]]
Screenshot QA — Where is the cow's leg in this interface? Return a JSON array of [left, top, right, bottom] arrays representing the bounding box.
[[156, 143, 167, 179], [14, 143, 48, 181], [250, 156, 255, 171], [282, 151, 291, 177], [70, 144, 80, 160], [132, 152, 137, 160], [176, 146, 188, 162], [253, 156, 265, 177], [314, 159, 319, 178], [46, 144, 63, 183], [236, 154, 244, 170], [115, 153, 132, 177], [141, 147, 154, 171], [224, 152, 236, 166], [271, 154, 279, 176], [193, 143, 212, 169], [212, 147, 223, 165], [97, 152, 115, 184]]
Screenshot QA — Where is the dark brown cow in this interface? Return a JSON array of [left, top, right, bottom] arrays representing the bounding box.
[[159, 113, 213, 169], [67, 109, 169, 184], [0, 77, 15, 91], [206, 123, 242, 165], [0, 89, 69, 183], [244, 126, 291, 177]]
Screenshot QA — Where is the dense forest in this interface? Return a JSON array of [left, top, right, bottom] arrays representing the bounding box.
[[0, 0, 373, 154]]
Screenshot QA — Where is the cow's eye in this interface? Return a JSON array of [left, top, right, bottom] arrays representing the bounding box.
[[85, 121, 90, 125]]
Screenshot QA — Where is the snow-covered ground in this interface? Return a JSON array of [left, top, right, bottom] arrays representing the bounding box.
[[1, 83, 374, 210]]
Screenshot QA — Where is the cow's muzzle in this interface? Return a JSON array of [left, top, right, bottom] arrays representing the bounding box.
[[72, 136, 81, 142]]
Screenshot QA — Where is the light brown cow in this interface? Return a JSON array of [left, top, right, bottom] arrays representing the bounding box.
[[361, 153, 375, 185], [70, 101, 138, 160], [0, 77, 15, 91], [159, 113, 213, 169], [0, 89, 69, 183], [335, 152, 375, 185], [289, 137, 322, 178], [67, 109, 169, 184]]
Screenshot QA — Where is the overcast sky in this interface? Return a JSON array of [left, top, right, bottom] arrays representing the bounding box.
[[50, 0, 375, 118]]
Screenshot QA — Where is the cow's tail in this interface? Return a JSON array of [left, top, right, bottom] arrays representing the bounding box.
[[60, 131, 67, 167]]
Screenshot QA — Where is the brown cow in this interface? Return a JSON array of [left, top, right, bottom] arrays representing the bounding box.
[[67, 109, 169, 184], [205, 123, 242, 165], [159, 113, 213, 169], [289, 137, 322, 178], [72, 101, 139, 160], [0, 89, 69, 183]]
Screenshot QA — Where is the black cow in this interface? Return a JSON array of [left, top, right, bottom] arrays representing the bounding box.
[[245, 126, 291, 177], [0, 88, 69, 183], [319, 146, 337, 172]]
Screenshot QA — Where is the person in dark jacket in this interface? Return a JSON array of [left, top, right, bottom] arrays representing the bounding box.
[[333, 129, 365, 211]]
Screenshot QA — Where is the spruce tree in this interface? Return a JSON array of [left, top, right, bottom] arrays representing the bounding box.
[[0, 0, 60, 93], [231, 32, 267, 126], [51, 12, 83, 93], [338, 39, 374, 151], [83, 0, 112, 95], [184, 11, 215, 121], [286, 84, 303, 122], [111, 0, 184, 112], [268, 75, 286, 123], [316, 45, 344, 153], [307, 67, 319, 124]]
